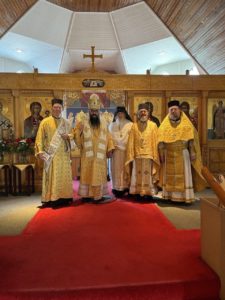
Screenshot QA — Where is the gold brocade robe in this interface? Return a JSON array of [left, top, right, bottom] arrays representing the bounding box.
[[74, 116, 114, 199], [158, 112, 205, 193], [126, 120, 160, 181], [35, 116, 73, 201]]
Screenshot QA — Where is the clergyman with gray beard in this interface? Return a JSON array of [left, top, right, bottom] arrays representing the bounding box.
[[125, 102, 160, 201]]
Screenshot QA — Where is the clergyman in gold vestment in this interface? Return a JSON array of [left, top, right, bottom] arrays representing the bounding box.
[[35, 98, 73, 208], [126, 103, 160, 200], [158, 100, 205, 203], [74, 94, 114, 203]]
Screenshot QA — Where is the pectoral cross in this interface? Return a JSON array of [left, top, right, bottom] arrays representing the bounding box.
[[83, 46, 103, 72]]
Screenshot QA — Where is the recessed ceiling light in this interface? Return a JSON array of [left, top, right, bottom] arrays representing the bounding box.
[[16, 49, 23, 53]]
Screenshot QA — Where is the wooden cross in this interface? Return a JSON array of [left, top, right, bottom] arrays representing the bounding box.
[[83, 46, 103, 72]]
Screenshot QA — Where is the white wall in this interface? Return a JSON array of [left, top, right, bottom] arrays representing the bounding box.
[[153, 59, 198, 75], [0, 57, 32, 73]]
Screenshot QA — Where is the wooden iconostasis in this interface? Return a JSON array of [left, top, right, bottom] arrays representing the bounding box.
[[0, 79, 225, 178]]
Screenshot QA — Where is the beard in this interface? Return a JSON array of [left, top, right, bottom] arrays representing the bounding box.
[[139, 115, 148, 123], [90, 114, 100, 128], [169, 114, 180, 122]]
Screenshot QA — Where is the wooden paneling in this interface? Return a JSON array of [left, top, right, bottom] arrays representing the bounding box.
[[2, 73, 225, 91], [0, 0, 37, 37], [47, 0, 143, 12], [1, 72, 225, 175], [145, 0, 225, 74], [209, 147, 225, 174]]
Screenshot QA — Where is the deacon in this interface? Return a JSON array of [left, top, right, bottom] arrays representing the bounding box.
[[35, 98, 73, 208], [158, 100, 205, 203], [126, 103, 160, 200], [74, 94, 114, 203], [109, 106, 133, 197]]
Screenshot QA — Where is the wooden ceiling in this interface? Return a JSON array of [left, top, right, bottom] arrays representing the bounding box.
[[0, 0, 37, 36], [47, 0, 143, 12], [145, 0, 225, 74], [1, 0, 225, 74]]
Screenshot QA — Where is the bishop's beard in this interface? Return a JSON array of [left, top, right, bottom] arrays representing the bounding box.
[[90, 114, 100, 128]]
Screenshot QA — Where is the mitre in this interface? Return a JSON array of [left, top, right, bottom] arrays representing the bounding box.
[[88, 94, 101, 110]]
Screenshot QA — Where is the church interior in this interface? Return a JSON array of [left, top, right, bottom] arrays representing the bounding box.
[[0, 1, 225, 299]]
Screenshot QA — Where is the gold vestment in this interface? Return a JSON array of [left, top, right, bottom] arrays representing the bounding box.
[[74, 115, 114, 200], [126, 120, 160, 195], [35, 116, 73, 202], [158, 112, 205, 195]]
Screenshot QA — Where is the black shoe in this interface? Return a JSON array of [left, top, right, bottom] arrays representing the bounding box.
[[39, 201, 52, 209], [137, 195, 152, 202], [51, 201, 59, 209], [51, 198, 71, 209], [112, 190, 124, 198], [93, 196, 116, 204], [126, 192, 134, 198], [63, 198, 73, 204], [81, 197, 93, 203]]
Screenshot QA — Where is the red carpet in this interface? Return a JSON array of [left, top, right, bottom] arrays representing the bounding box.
[[0, 185, 220, 299]]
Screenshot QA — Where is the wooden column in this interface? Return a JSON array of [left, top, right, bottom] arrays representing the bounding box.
[[165, 91, 172, 116], [161, 91, 169, 119], [12, 90, 22, 138], [201, 91, 208, 166], [201, 91, 208, 145], [127, 92, 135, 122]]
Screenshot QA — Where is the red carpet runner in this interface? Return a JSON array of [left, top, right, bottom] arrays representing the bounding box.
[[0, 196, 220, 299]]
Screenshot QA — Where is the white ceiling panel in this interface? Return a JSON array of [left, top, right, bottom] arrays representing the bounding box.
[[111, 2, 170, 49], [67, 13, 119, 50], [0, 2, 195, 74], [11, 0, 72, 48], [61, 49, 122, 73], [59, 51, 73, 73], [27, 47, 63, 73], [0, 57, 32, 73], [123, 37, 191, 74], [113, 53, 127, 74], [0, 32, 63, 73]]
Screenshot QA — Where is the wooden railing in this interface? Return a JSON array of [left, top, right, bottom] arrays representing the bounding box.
[[201, 166, 225, 207]]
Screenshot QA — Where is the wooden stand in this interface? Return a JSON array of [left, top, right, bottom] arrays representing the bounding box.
[[0, 164, 11, 195], [201, 197, 225, 300], [12, 164, 35, 195]]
